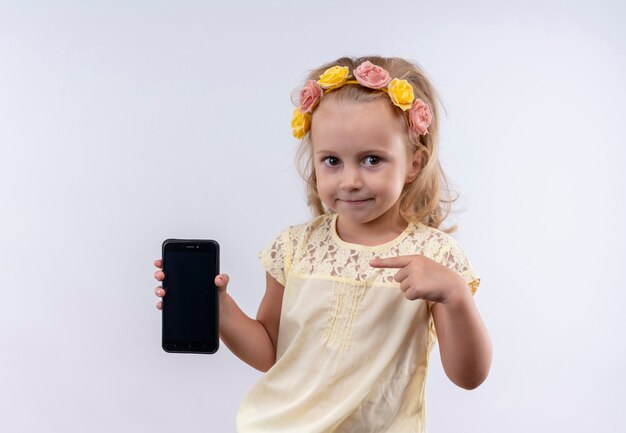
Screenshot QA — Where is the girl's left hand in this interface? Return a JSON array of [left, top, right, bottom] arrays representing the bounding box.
[[369, 255, 468, 304]]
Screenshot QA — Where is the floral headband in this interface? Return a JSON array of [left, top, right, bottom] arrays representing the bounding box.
[[291, 60, 432, 139]]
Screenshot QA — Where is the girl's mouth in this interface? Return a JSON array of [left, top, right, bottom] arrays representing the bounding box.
[[343, 198, 372, 204]]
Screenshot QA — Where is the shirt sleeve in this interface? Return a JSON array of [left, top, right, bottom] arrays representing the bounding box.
[[257, 225, 293, 286], [433, 235, 481, 296]]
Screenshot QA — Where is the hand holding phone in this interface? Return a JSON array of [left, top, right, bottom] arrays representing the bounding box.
[[155, 239, 220, 354], [154, 263, 229, 309]]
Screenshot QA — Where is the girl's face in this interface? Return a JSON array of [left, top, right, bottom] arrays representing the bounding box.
[[311, 98, 422, 230]]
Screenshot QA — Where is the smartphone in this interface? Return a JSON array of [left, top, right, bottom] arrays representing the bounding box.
[[161, 239, 219, 354]]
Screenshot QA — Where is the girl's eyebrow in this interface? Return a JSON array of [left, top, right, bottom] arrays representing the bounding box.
[[314, 148, 390, 156]]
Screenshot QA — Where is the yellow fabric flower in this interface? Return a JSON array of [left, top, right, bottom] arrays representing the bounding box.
[[387, 78, 414, 111], [318, 66, 350, 90], [291, 108, 311, 139]]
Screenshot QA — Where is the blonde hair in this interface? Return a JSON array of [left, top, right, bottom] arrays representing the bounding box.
[[294, 55, 461, 234]]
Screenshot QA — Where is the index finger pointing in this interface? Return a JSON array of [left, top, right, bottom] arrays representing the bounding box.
[[369, 256, 413, 268]]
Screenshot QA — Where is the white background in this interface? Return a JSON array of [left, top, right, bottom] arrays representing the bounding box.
[[1, 1, 625, 432]]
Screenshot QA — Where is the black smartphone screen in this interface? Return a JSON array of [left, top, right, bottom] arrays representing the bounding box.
[[161, 239, 219, 354]]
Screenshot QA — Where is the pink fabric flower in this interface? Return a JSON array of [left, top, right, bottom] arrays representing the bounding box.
[[298, 80, 322, 113], [354, 61, 391, 89], [408, 98, 432, 135]]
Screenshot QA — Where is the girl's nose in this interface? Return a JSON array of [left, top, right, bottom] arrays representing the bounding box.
[[340, 167, 363, 190]]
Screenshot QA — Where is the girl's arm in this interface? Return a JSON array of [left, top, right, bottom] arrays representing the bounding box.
[[218, 271, 284, 372], [430, 285, 492, 390]]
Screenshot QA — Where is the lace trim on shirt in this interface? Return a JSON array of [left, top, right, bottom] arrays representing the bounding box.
[[258, 213, 480, 293]]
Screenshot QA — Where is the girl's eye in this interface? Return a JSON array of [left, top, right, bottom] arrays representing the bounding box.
[[322, 156, 381, 167], [323, 157, 340, 167], [364, 156, 381, 166]]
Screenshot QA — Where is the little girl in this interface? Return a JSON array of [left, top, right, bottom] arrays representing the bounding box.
[[154, 55, 492, 432]]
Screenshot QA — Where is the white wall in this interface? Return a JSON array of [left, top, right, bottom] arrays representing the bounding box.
[[1, 1, 624, 431]]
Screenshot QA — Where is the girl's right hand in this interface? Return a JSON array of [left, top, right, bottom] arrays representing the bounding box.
[[153, 258, 230, 310], [154, 259, 166, 310]]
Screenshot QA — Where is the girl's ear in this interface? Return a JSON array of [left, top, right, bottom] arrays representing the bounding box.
[[406, 147, 425, 183]]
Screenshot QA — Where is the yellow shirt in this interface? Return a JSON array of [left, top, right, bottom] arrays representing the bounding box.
[[237, 212, 480, 432]]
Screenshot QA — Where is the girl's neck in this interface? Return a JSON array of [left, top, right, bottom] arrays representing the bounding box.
[[334, 208, 408, 246]]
